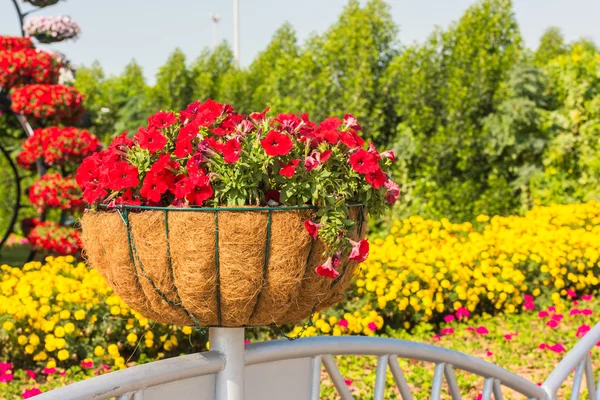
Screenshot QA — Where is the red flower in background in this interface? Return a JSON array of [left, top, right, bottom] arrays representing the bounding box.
[[29, 173, 83, 213], [250, 107, 270, 121], [261, 130, 293, 156], [10, 84, 85, 124], [0, 48, 61, 89], [0, 36, 33, 51]]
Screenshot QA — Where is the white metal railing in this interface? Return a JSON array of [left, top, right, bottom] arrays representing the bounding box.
[[33, 322, 600, 400]]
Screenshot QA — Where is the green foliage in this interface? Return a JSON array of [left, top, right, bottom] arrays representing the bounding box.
[[149, 48, 193, 112]]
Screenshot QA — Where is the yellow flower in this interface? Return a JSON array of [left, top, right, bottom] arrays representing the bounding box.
[[57, 349, 69, 361], [74, 310, 86, 320], [54, 326, 65, 338], [181, 326, 193, 335], [127, 333, 138, 344], [59, 310, 70, 320], [64, 323, 75, 334], [3, 321, 14, 331], [46, 360, 56, 369], [94, 346, 105, 357], [18, 335, 28, 345]]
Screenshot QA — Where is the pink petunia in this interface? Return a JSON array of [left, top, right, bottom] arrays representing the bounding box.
[[582, 309, 593, 316], [42, 368, 56, 375], [0, 373, 13, 383], [573, 300, 579, 306], [456, 307, 471, 319], [523, 301, 535, 311], [444, 315, 455, 323], [344, 378, 353, 386], [432, 334, 441, 341], [539, 343, 548, 350], [367, 322, 378, 331], [338, 319, 349, 328], [476, 326, 489, 335], [548, 306, 556, 313], [524, 294, 534, 302], [538, 310, 549, 318], [244, 340, 251, 345], [24, 370, 36, 380], [577, 324, 591, 338], [486, 351, 493, 357], [81, 360, 93, 369], [466, 326, 476, 332], [440, 327, 455, 336], [21, 388, 42, 399], [567, 289, 577, 298], [570, 308, 582, 316], [551, 313, 564, 321], [546, 320, 559, 329], [549, 344, 566, 353], [582, 295, 592, 301], [474, 394, 482, 400], [503, 334, 514, 341]]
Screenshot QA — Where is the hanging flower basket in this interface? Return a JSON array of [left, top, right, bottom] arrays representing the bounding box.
[[81, 204, 367, 327], [23, 0, 60, 7], [23, 16, 80, 44], [77, 100, 400, 327]]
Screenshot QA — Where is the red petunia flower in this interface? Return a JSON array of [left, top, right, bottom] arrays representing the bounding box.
[[135, 126, 168, 154], [185, 175, 213, 205], [316, 257, 339, 279], [107, 161, 139, 191], [343, 114, 362, 131], [148, 111, 177, 129], [304, 156, 319, 172], [339, 130, 364, 149], [280, 159, 300, 178], [365, 169, 386, 189], [380, 150, 396, 162], [349, 149, 380, 174], [348, 239, 369, 263], [261, 130, 293, 156], [222, 138, 242, 164], [250, 107, 270, 121], [140, 173, 169, 203], [304, 220, 321, 239]]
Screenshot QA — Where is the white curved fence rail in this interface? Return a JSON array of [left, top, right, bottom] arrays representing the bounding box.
[[34, 322, 600, 400]]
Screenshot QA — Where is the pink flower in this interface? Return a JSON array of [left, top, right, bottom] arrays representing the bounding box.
[[440, 327, 455, 335], [503, 334, 513, 341], [432, 334, 441, 341], [569, 308, 581, 316], [573, 300, 579, 306], [81, 360, 93, 369], [384, 179, 400, 205], [538, 310, 549, 318], [0, 362, 12, 374], [474, 394, 482, 400], [523, 301, 535, 311], [546, 320, 559, 329], [24, 369, 36, 380], [582, 295, 592, 301], [304, 220, 320, 240], [304, 156, 319, 172], [524, 294, 534, 302], [344, 378, 353, 386], [486, 351, 493, 357], [244, 340, 251, 345], [0, 373, 13, 382], [42, 368, 56, 375], [349, 239, 369, 263], [577, 324, 590, 338], [466, 326, 476, 332], [539, 343, 548, 350], [338, 319, 349, 328], [552, 313, 564, 321], [456, 307, 471, 319], [476, 326, 489, 335], [59, 370, 66, 377], [380, 150, 396, 162], [567, 289, 577, 298], [343, 114, 362, 131], [367, 322, 378, 331], [548, 306, 556, 313], [22, 388, 42, 399], [549, 344, 566, 353], [582, 309, 592, 316], [315, 257, 339, 279], [444, 315, 455, 323]]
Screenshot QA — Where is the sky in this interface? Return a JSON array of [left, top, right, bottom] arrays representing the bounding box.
[[0, 0, 598, 84]]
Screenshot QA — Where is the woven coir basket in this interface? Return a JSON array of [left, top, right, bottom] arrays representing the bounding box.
[[80, 205, 366, 327]]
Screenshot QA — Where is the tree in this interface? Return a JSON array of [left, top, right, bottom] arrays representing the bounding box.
[[534, 27, 567, 65], [190, 42, 235, 102], [149, 48, 193, 111]]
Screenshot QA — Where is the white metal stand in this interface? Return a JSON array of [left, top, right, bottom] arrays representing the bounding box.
[[209, 327, 245, 400]]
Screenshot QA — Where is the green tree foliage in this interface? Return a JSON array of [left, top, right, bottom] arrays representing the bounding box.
[[149, 48, 193, 111], [534, 27, 567, 66], [190, 42, 235, 102]]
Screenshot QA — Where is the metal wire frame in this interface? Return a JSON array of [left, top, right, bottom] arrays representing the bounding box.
[[106, 203, 365, 330]]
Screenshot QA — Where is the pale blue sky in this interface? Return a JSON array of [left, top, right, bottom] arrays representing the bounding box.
[[1, 0, 598, 83]]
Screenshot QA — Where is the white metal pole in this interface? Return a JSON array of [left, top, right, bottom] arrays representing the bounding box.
[[210, 328, 245, 400], [212, 21, 217, 50], [233, 0, 240, 65]]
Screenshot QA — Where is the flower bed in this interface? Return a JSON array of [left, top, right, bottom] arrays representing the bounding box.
[[10, 85, 85, 124], [25, 221, 80, 256], [23, 16, 80, 44], [0, 48, 60, 88], [0, 37, 33, 52], [17, 127, 101, 169]]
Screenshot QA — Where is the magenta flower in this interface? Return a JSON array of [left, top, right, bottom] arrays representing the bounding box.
[[59, 370, 66, 377], [567, 289, 577, 298], [0, 362, 12, 374], [546, 320, 559, 329], [344, 378, 353, 386], [244, 340, 251, 345], [24, 369, 36, 380], [81, 360, 93, 369], [432, 334, 441, 341], [22, 388, 42, 399], [440, 327, 455, 335], [476, 326, 489, 335], [503, 334, 514, 341], [570, 308, 581, 316], [582, 309, 592, 316], [303, 220, 320, 240], [524, 294, 534, 302], [0, 373, 13, 383], [549, 344, 566, 353], [315, 257, 339, 279], [539, 343, 548, 350], [551, 313, 564, 321], [582, 295, 592, 301], [42, 368, 56, 375], [486, 351, 493, 357], [367, 322, 377, 331], [338, 319, 349, 328], [456, 307, 471, 319], [523, 301, 535, 311], [577, 324, 591, 338], [548, 306, 556, 313], [348, 239, 369, 263], [538, 310, 549, 318], [466, 326, 475, 332], [444, 315, 455, 323]]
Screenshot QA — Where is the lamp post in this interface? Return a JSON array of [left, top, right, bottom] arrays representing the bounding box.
[[233, 0, 239, 65], [209, 13, 221, 50]]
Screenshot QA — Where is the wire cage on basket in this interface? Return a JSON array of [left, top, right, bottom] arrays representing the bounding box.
[[80, 204, 367, 329]]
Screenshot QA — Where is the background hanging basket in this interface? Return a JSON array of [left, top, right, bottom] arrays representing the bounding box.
[[80, 204, 367, 327]]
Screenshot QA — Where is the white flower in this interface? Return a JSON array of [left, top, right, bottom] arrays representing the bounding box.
[[23, 15, 81, 43]]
